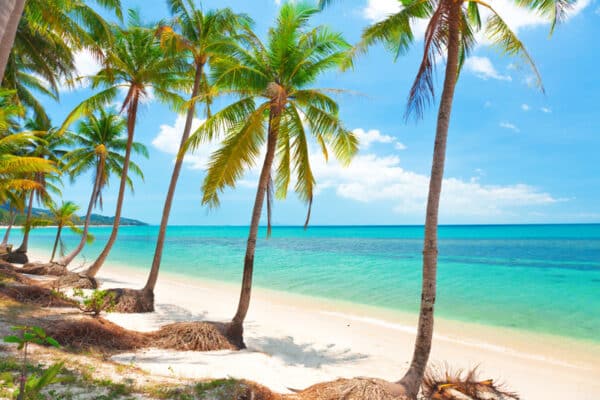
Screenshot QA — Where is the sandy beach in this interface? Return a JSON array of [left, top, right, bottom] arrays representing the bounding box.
[[21, 247, 598, 400]]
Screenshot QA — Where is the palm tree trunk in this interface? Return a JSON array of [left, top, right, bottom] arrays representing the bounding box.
[[398, 6, 461, 399], [16, 191, 34, 253], [59, 162, 103, 267], [228, 104, 283, 348], [2, 210, 16, 246], [50, 225, 62, 262], [86, 93, 139, 278], [0, 0, 25, 81], [143, 62, 204, 293]]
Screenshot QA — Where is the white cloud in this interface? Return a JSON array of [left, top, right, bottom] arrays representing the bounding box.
[[363, 0, 401, 21], [395, 142, 407, 150], [152, 115, 220, 170], [59, 50, 102, 91], [521, 104, 530, 111], [310, 149, 560, 217], [162, 115, 561, 218], [465, 57, 512, 81], [362, 0, 590, 39], [540, 107, 552, 113], [500, 121, 520, 132], [484, 101, 493, 108], [352, 128, 395, 149], [480, 0, 590, 35], [363, 0, 429, 36]]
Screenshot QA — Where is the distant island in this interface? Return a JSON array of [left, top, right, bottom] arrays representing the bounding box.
[[0, 205, 147, 226]]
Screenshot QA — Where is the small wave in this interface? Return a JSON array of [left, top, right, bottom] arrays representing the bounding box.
[[319, 311, 590, 370]]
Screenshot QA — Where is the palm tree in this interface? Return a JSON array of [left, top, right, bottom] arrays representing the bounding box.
[[1, 196, 24, 248], [0, 134, 56, 256], [59, 109, 147, 267], [0, 0, 25, 80], [30, 201, 82, 262], [0, 91, 57, 254], [0, 135, 55, 204], [187, 2, 358, 347], [2, 0, 123, 124], [13, 123, 69, 261], [316, 0, 569, 398], [141, 1, 251, 305], [61, 17, 189, 282]]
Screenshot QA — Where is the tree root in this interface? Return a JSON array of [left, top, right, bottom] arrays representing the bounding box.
[[21, 262, 69, 276], [151, 321, 239, 351], [107, 288, 154, 313], [290, 378, 408, 400], [5, 250, 28, 264], [54, 272, 98, 289], [0, 283, 78, 307]]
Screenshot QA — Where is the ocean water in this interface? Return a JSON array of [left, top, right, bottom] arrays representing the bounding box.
[[7, 224, 600, 343]]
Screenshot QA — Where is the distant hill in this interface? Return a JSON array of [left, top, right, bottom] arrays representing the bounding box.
[[0, 205, 147, 226]]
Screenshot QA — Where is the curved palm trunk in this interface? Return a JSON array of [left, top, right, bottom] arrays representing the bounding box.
[[2, 210, 17, 246], [49, 225, 62, 262], [59, 162, 103, 267], [16, 191, 34, 253], [398, 7, 461, 399], [0, 0, 25, 80], [143, 63, 204, 293], [228, 104, 283, 349], [86, 94, 139, 278]]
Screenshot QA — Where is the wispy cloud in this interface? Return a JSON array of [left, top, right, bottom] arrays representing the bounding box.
[[352, 128, 407, 151], [59, 49, 102, 92], [540, 107, 552, 113], [152, 115, 220, 170], [362, 0, 590, 34], [500, 121, 520, 132], [465, 57, 512, 81], [310, 148, 561, 218], [353, 128, 394, 149], [521, 104, 530, 111]]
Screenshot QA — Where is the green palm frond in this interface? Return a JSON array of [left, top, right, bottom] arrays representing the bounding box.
[[201, 103, 269, 207], [185, 97, 258, 153], [482, 3, 544, 91], [199, 2, 357, 229]]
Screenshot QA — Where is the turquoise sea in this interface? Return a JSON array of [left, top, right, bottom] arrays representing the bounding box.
[[8, 224, 600, 343]]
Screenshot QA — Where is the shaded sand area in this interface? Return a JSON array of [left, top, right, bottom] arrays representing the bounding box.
[[25, 251, 600, 399]]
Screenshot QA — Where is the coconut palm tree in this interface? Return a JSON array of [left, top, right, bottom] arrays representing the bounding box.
[[0, 0, 25, 80], [141, 1, 251, 305], [0, 133, 56, 253], [60, 16, 189, 282], [13, 123, 69, 262], [2, 0, 123, 124], [1, 200, 22, 248], [0, 140, 53, 200], [59, 109, 147, 267], [187, 1, 358, 347], [0, 91, 55, 227], [29, 201, 83, 262], [315, 0, 569, 398]]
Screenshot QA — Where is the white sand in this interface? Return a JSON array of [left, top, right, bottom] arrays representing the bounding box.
[[27, 251, 600, 399]]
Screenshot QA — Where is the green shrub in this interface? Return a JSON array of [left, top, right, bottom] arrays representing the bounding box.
[[72, 289, 116, 317]]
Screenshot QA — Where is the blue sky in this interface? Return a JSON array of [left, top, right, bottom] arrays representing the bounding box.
[[40, 0, 600, 225]]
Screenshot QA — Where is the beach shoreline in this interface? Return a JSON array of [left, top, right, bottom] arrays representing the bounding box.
[[24, 248, 600, 399]]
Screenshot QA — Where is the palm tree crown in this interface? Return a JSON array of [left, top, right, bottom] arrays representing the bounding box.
[[63, 109, 147, 208], [187, 1, 358, 348], [190, 1, 358, 225], [61, 13, 190, 278]]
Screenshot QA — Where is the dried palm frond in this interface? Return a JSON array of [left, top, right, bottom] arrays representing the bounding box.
[[422, 366, 519, 400]]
